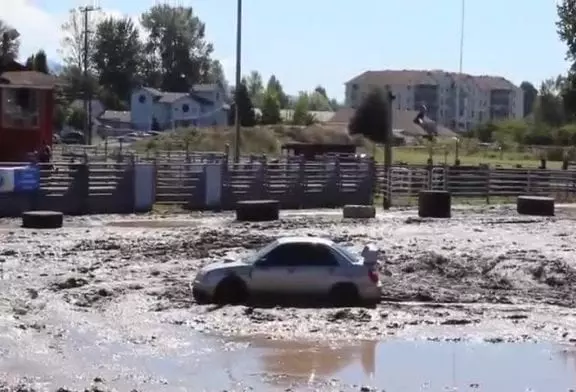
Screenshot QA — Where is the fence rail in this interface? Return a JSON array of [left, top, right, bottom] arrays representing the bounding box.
[[378, 165, 576, 204], [2, 158, 576, 217]]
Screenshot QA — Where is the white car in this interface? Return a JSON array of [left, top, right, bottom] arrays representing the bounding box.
[[192, 236, 382, 306]]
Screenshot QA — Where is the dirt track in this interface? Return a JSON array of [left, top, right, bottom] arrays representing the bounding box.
[[1, 205, 576, 391]]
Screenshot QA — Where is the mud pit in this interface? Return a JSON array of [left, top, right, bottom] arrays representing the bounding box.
[[1, 205, 576, 390]]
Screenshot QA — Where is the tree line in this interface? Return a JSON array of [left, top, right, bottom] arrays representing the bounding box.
[[460, 1, 576, 149], [232, 70, 340, 127], [57, 4, 224, 117], [1, 5, 341, 132], [343, 1, 576, 149]]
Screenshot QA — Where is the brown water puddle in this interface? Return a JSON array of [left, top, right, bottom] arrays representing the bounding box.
[[2, 319, 576, 391]]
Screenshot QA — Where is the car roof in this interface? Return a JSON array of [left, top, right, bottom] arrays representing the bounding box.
[[275, 236, 334, 246]]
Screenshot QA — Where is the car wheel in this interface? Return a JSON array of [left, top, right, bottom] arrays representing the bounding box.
[[329, 283, 360, 307], [213, 276, 248, 305], [192, 287, 209, 305]]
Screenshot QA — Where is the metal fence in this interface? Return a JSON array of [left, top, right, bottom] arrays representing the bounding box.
[[378, 165, 576, 205], [15, 148, 576, 211]]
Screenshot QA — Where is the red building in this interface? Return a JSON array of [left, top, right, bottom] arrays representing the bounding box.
[[0, 60, 58, 162]]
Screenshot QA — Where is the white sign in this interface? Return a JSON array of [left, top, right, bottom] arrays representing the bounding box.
[[0, 168, 15, 193]]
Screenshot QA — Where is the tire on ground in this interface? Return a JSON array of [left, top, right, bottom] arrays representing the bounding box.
[[517, 195, 555, 216], [342, 205, 376, 219], [213, 276, 248, 305], [236, 200, 279, 222], [418, 190, 451, 218], [329, 283, 360, 307], [21, 211, 64, 229]]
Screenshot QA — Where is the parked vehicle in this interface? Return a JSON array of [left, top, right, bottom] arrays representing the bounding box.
[[192, 236, 382, 306], [60, 131, 85, 145]]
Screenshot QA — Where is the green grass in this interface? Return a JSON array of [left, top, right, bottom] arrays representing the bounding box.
[[134, 126, 557, 168], [385, 148, 561, 169]]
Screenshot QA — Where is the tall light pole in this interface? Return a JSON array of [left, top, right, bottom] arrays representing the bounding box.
[[454, 0, 465, 135], [80, 4, 100, 145], [233, 0, 243, 163]]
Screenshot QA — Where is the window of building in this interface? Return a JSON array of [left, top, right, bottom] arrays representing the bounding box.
[[182, 103, 190, 113], [1, 88, 40, 129], [138, 94, 146, 103]]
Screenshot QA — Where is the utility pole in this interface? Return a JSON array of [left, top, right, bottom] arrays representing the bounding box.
[[80, 4, 100, 145], [233, 0, 242, 163], [455, 0, 465, 135]]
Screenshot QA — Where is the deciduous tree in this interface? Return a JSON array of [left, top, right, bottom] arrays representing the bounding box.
[[308, 90, 332, 111], [66, 106, 87, 130], [60, 9, 98, 70], [92, 16, 142, 103], [535, 77, 566, 127], [557, 0, 576, 119], [291, 93, 314, 126], [0, 20, 19, 62], [59, 65, 98, 103], [557, 0, 576, 62], [348, 88, 391, 144], [260, 89, 282, 125], [244, 70, 264, 107], [140, 4, 214, 92], [206, 59, 226, 84]]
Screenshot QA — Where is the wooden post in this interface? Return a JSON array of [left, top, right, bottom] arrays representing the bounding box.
[[383, 90, 394, 210]]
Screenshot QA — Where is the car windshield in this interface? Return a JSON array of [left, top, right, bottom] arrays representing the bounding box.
[[242, 240, 279, 264]]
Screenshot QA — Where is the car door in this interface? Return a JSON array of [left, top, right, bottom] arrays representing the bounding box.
[[285, 244, 341, 295], [249, 244, 299, 294]]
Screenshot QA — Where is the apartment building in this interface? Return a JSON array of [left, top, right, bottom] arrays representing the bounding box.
[[344, 69, 524, 132]]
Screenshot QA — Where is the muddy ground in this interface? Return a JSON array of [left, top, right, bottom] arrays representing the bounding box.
[[1, 205, 576, 391]]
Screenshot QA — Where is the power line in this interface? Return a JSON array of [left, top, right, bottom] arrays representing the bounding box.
[[79, 4, 101, 145]]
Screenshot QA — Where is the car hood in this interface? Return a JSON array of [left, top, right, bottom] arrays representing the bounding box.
[[200, 259, 248, 273]]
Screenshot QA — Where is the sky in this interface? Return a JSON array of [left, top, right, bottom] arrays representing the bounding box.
[[3, 0, 571, 100]]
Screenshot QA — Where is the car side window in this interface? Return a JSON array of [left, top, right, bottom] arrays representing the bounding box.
[[299, 244, 339, 267], [256, 244, 297, 267], [256, 243, 340, 268]]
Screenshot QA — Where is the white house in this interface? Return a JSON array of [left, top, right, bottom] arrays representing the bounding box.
[[130, 83, 230, 131]]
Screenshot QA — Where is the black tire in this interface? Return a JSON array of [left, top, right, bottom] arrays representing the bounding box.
[[517, 195, 555, 217], [21, 210, 63, 229], [236, 200, 280, 222], [213, 277, 248, 305], [418, 190, 451, 218], [329, 283, 360, 307], [192, 287, 209, 305]]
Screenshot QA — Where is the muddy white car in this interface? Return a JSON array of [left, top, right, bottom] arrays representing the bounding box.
[[192, 236, 382, 306]]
